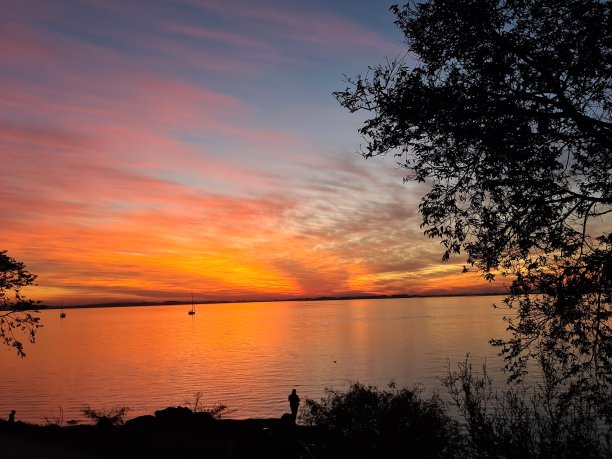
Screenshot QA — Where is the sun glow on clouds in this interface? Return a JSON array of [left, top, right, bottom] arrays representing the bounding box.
[[1, 0, 499, 305]]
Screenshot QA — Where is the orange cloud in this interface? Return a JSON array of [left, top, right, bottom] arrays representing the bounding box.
[[1, 1, 498, 305]]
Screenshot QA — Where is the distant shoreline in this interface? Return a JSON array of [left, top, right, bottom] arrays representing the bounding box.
[[38, 291, 507, 311]]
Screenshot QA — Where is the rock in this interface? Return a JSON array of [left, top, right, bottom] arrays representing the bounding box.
[[124, 415, 157, 430], [154, 406, 193, 428]]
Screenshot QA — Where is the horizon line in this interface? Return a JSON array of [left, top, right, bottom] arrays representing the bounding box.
[[38, 291, 508, 310]]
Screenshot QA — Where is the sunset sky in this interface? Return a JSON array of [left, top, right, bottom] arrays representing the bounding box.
[[1, 0, 503, 305]]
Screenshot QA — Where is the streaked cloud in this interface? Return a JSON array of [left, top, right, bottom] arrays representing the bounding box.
[[1, 0, 496, 305]]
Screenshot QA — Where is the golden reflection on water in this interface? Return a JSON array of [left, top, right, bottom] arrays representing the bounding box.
[[0, 296, 511, 424]]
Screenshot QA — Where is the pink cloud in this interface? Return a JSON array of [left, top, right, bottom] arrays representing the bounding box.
[[0, 0, 487, 304], [184, 0, 399, 56], [0, 25, 65, 64], [164, 23, 276, 53]]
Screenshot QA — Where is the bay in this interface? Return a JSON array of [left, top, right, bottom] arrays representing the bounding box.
[[0, 296, 513, 424]]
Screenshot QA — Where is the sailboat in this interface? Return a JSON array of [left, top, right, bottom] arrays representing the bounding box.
[[60, 303, 66, 319], [188, 293, 196, 315]]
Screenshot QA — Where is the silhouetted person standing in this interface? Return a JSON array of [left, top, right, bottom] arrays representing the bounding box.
[[288, 389, 300, 423], [8, 410, 15, 423]]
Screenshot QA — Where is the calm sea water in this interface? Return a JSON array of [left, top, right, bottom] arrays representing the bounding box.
[[0, 296, 513, 424]]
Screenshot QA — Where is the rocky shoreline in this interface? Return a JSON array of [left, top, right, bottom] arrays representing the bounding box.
[[1, 407, 322, 459]]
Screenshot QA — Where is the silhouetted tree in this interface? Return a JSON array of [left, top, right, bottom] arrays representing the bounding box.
[[0, 250, 41, 357], [335, 0, 611, 418]]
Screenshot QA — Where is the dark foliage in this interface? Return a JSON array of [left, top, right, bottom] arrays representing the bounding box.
[[301, 382, 462, 458], [184, 391, 234, 418], [82, 406, 131, 427], [0, 250, 41, 357], [335, 0, 611, 418], [443, 356, 611, 458]]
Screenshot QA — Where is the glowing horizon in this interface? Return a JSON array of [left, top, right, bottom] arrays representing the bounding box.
[[2, 0, 504, 305]]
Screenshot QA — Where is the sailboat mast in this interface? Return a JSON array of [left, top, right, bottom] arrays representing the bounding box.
[[188, 292, 196, 315]]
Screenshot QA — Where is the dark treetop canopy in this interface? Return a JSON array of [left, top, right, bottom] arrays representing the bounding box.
[[335, 0, 611, 414], [0, 250, 40, 357]]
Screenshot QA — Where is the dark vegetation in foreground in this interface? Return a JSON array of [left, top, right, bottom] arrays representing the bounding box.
[[2, 362, 610, 459], [302, 360, 611, 459]]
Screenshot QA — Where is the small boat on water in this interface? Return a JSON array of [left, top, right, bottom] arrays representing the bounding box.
[[60, 305, 66, 319], [188, 293, 196, 315]]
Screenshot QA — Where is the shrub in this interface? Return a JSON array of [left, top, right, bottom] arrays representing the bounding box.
[[82, 405, 131, 427], [442, 356, 611, 458], [301, 382, 462, 458], [44, 406, 64, 427], [185, 391, 234, 419]]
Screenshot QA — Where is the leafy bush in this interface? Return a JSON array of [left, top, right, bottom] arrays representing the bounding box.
[[185, 391, 234, 419], [82, 406, 131, 427], [44, 406, 64, 427], [301, 382, 462, 458], [442, 356, 611, 459], [300, 364, 610, 459]]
